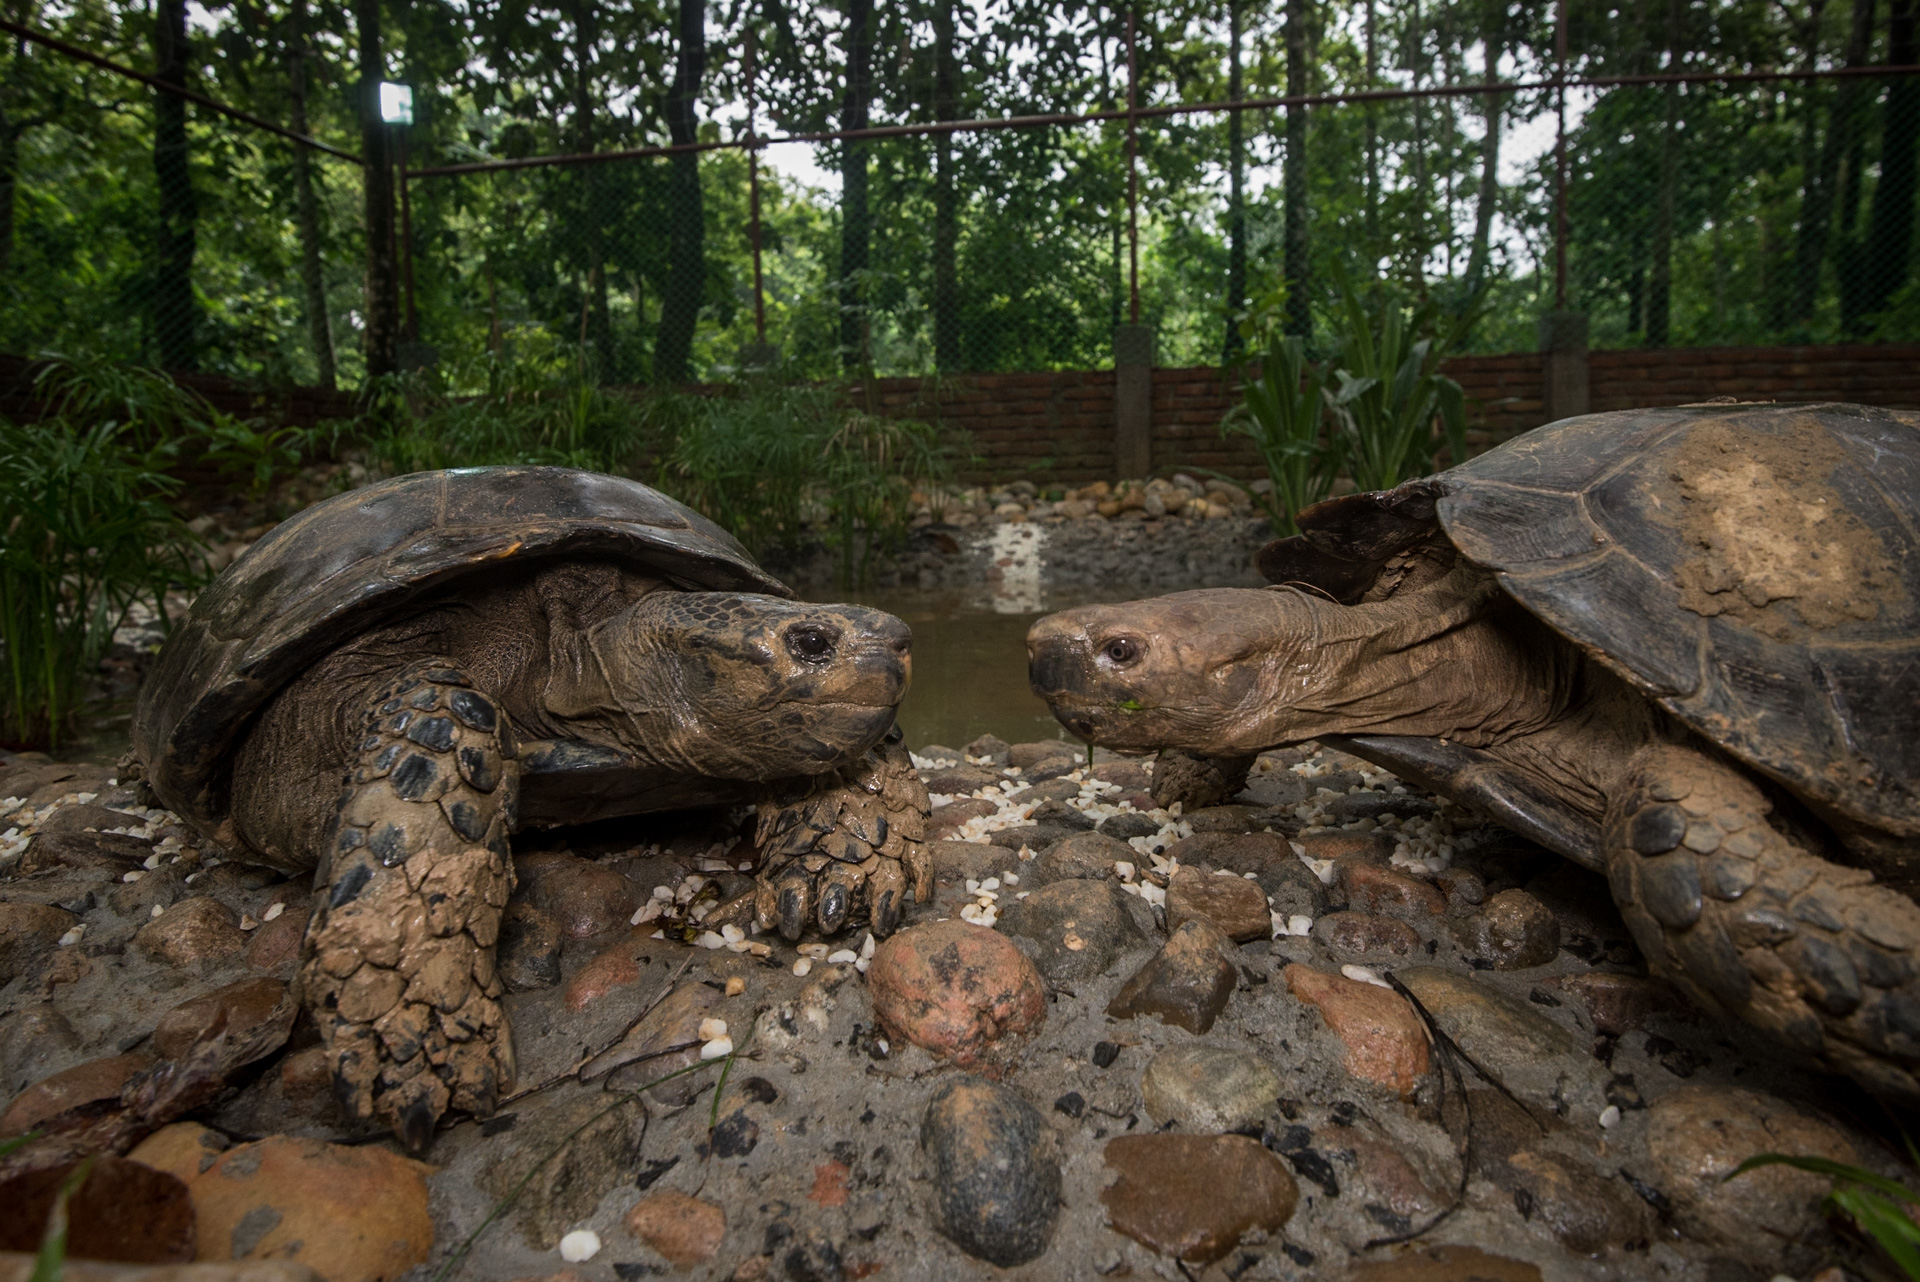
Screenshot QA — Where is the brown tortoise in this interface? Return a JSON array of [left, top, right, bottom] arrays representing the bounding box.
[[1028, 403, 1920, 1102], [132, 467, 931, 1149]]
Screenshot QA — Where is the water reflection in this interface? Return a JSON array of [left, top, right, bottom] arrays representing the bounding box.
[[830, 587, 1128, 752]]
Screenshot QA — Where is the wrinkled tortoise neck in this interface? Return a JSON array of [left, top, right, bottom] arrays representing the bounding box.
[[543, 591, 727, 771], [1237, 564, 1572, 750]]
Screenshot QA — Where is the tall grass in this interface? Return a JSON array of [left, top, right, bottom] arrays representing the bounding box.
[[664, 380, 953, 585], [359, 340, 655, 476], [0, 360, 224, 751]]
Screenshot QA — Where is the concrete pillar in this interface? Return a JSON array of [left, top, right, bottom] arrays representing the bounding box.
[[1538, 310, 1590, 425], [1114, 324, 1154, 480]]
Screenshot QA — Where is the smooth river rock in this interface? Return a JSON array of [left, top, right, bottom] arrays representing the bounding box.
[[189, 1135, 433, 1282], [1165, 866, 1272, 942], [869, 920, 1046, 1075], [1646, 1084, 1857, 1269], [919, 1076, 1062, 1266], [1107, 919, 1239, 1034], [996, 878, 1146, 982], [1140, 1045, 1281, 1133], [1284, 965, 1430, 1096], [1452, 888, 1560, 969], [1100, 1133, 1296, 1264]]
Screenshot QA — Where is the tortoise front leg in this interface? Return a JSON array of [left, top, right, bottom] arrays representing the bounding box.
[[301, 661, 519, 1152], [1606, 739, 1920, 1105], [753, 729, 932, 941]]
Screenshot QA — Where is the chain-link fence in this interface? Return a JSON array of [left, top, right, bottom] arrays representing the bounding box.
[[3, 2, 1919, 387]]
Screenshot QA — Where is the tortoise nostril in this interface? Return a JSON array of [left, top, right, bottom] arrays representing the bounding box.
[[891, 635, 911, 656]]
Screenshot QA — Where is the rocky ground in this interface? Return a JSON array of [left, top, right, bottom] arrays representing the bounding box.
[[0, 736, 1904, 1282]]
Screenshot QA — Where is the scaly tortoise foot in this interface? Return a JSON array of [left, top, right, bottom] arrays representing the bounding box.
[[753, 730, 931, 941]]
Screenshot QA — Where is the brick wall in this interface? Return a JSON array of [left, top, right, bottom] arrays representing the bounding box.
[[879, 340, 1920, 485], [8, 342, 1916, 489]]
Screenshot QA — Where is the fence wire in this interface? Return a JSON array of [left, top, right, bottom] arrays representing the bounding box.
[[3, 3, 1920, 387]]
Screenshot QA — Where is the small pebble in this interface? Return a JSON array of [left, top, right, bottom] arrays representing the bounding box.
[[1340, 964, 1391, 989], [793, 957, 814, 977], [1599, 1104, 1622, 1129], [557, 1230, 601, 1262], [700, 1036, 734, 1060], [725, 976, 746, 996], [827, 948, 859, 964], [698, 1017, 729, 1042], [57, 926, 84, 946], [262, 902, 285, 921]]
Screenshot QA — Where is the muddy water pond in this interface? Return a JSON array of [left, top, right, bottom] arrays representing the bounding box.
[[842, 593, 1067, 751]]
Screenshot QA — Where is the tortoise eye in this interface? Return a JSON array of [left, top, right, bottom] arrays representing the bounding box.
[[1101, 637, 1142, 666], [786, 624, 839, 664]]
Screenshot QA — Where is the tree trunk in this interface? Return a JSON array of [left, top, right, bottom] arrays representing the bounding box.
[[569, 0, 613, 377], [286, 0, 336, 388], [356, 0, 398, 379], [1861, 0, 1920, 321], [1283, 0, 1310, 336], [1409, 0, 1428, 285], [839, 0, 874, 371], [1224, 0, 1246, 362], [1795, 0, 1874, 329], [654, 0, 706, 384], [1365, 0, 1378, 248], [1465, 0, 1503, 294], [932, 0, 960, 371], [153, 0, 198, 370], [1645, 0, 1682, 347], [0, 114, 18, 282]]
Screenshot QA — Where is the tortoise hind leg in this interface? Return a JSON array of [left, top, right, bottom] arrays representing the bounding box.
[[1606, 739, 1920, 1104], [300, 660, 519, 1152]]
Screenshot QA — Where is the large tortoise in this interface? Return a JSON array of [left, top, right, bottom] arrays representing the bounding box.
[[1028, 403, 1920, 1100], [132, 467, 931, 1148]]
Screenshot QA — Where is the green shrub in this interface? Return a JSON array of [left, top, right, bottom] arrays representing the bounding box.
[[664, 380, 954, 585], [1323, 265, 1480, 493], [1222, 331, 1344, 535], [358, 342, 656, 476], [0, 418, 199, 750]]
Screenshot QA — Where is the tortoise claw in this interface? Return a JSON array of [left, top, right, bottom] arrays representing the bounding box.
[[777, 871, 812, 942], [871, 888, 900, 939], [818, 879, 851, 934], [398, 1090, 438, 1156]]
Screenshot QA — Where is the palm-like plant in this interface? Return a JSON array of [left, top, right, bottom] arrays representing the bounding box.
[[1324, 265, 1477, 494], [1222, 330, 1344, 536]]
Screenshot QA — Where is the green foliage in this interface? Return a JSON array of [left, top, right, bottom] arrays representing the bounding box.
[[1731, 1152, 1920, 1278], [0, 358, 270, 751], [663, 379, 954, 585], [1322, 266, 1477, 494], [357, 340, 656, 477], [1222, 330, 1343, 535]]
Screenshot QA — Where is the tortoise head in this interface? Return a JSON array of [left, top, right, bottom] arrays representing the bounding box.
[[578, 591, 911, 779], [1027, 589, 1291, 754]]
